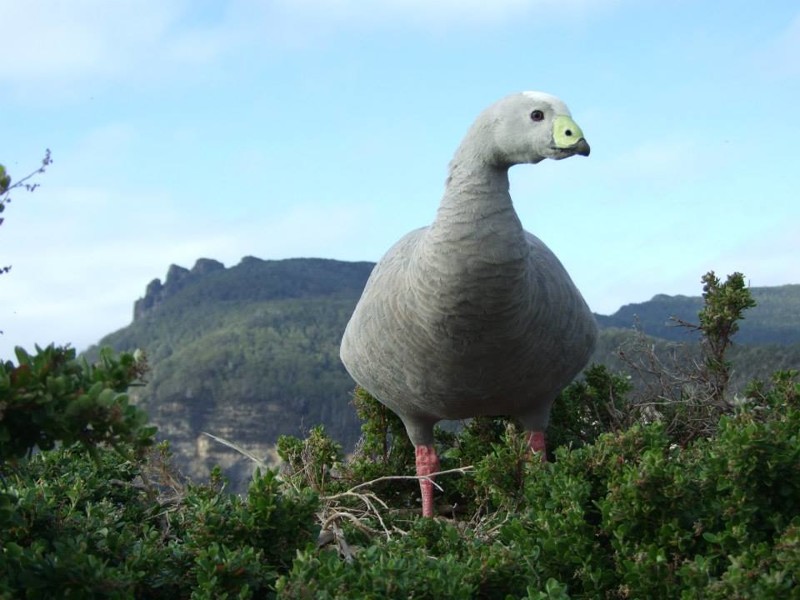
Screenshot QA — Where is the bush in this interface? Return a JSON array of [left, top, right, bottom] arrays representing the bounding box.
[[548, 363, 633, 451], [1, 443, 320, 598], [0, 345, 320, 598], [277, 371, 800, 598], [618, 271, 759, 445], [2, 363, 797, 598], [0, 345, 153, 462]]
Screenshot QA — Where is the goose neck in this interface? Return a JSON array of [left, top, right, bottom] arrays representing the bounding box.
[[433, 152, 518, 235]]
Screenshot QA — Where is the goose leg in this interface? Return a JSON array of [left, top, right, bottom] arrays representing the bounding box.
[[415, 444, 440, 517], [526, 430, 547, 462]]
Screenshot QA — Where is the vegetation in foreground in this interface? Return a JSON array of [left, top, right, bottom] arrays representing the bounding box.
[[1, 271, 798, 598]]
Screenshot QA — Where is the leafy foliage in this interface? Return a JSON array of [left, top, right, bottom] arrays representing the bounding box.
[[0, 345, 319, 598], [347, 387, 418, 504], [4, 363, 798, 597], [548, 363, 633, 451], [610, 271, 761, 445], [1, 445, 320, 598], [0, 345, 153, 462], [276, 371, 800, 598], [695, 271, 758, 400]]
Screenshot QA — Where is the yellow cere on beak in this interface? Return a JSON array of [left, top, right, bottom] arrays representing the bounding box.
[[552, 115, 586, 149]]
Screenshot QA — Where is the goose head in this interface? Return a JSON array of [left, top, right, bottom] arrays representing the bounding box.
[[472, 91, 590, 168]]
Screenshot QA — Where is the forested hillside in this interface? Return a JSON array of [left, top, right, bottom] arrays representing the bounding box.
[[88, 257, 800, 489], [88, 257, 373, 486]]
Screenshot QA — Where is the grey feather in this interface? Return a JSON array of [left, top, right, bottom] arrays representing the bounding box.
[[340, 91, 598, 448]]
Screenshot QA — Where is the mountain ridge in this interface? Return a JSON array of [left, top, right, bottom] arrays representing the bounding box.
[[597, 283, 800, 345], [88, 256, 800, 489], [129, 255, 800, 345]]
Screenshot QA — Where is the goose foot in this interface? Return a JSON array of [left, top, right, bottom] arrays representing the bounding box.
[[526, 430, 547, 462], [415, 444, 440, 517]]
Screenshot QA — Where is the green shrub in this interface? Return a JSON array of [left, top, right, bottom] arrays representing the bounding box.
[[0, 345, 319, 598], [548, 363, 633, 451], [0, 345, 153, 462], [278, 371, 800, 598], [0, 443, 320, 598], [2, 365, 797, 598]]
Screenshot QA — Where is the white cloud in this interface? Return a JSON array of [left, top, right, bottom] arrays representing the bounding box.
[[0, 0, 237, 99], [269, 0, 532, 25], [248, 0, 625, 46], [0, 180, 198, 356], [0, 1, 175, 79], [0, 0, 623, 96], [756, 11, 800, 79], [269, 0, 619, 24]]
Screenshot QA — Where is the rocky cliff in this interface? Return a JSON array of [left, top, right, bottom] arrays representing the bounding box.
[[133, 258, 225, 321]]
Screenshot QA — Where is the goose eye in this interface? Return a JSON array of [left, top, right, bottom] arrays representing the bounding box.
[[530, 110, 544, 122]]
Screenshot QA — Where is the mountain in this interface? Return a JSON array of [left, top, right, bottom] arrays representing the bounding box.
[[88, 257, 374, 487], [88, 257, 800, 489], [597, 285, 800, 345]]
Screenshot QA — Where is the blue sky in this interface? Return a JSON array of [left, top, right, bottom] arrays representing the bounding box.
[[1, 0, 798, 358]]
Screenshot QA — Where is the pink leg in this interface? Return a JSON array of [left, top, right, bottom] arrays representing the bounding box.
[[415, 444, 440, 517], [526, 430, 547, 462]]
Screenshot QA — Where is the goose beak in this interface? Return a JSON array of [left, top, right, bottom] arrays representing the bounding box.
[[552, 115, 590, 157], [573, 138, 591, 157]]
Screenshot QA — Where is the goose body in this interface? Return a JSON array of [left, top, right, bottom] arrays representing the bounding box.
[[340, 91, 598, 515]]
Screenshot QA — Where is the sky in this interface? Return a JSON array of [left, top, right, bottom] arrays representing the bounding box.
[[1, 0, 799, 358]]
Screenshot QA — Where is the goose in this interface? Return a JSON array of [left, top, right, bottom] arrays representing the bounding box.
[[340, 91, 597, 517]]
